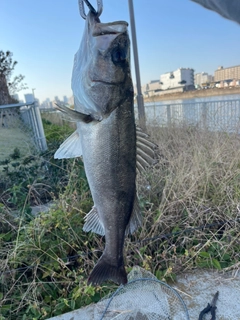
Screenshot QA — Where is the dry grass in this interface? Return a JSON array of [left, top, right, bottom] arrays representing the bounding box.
[[0, 121, 240, 319], [127, 123, 240, 276], [41, 111, 76, 129]]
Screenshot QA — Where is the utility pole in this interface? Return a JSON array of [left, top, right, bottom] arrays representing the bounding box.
[[128, 0, 146, 130]]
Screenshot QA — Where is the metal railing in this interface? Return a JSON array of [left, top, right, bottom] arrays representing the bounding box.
[[141, 99, 240, 133], [40, 99, 240, 135], [0, 102, 47, 152]]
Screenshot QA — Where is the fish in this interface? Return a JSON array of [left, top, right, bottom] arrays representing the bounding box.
[[54, 11, 157, 286]]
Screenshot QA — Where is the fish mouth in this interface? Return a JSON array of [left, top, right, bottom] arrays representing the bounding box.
[[91, 79, 123, 85], [92, 20, 128, 36]]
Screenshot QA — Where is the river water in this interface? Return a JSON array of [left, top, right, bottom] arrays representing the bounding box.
[[145, 92, 240, 106], [140, 93, 240, 133]]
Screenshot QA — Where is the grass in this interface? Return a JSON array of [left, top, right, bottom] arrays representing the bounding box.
[[0, 118, 35, 166], [0, 119, 239, 319], [131, 123, 240, 275]]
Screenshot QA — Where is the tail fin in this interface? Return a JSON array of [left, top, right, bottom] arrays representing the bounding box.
[[88, 254, 127, 286]]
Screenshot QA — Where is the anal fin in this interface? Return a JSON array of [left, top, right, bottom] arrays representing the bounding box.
[[125, 193, 142, 235]]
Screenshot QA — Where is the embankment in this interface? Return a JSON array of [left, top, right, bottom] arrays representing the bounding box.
[[143, 86, 240, 103]]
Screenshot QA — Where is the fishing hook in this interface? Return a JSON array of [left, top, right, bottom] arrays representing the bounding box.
[[78, 0, 103, 19]]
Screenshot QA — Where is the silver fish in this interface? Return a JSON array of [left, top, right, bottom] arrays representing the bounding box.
[[54, 12, 156, 286]]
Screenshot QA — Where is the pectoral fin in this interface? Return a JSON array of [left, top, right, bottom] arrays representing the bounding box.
[[136, 127, 158, 174], [54, 130, 82, 159], [54, 103, 94, 123]]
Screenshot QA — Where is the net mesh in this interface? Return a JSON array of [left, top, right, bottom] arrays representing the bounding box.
[[94, 267, 189, 320]]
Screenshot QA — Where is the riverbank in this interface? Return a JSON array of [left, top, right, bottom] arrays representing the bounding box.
[[143, 86, 240, 103]]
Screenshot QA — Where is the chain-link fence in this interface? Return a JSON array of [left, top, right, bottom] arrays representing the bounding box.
[[142, 98, 240, 133], [2, 98, 239, 163], [0, 102, 47, 162]]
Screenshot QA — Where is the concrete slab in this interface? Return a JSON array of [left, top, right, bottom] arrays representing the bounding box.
[[48, 267, 240, 320], [172, 267, 240, 319]]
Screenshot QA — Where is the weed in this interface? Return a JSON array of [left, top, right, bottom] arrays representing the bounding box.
[[0, 120, 240, 319], [10, 147, 21, 160]]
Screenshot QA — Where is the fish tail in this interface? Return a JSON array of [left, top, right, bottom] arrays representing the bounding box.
[[88, 254, 127, 286]]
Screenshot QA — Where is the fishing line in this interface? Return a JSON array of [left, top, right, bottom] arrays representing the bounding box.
[[1, 218, 239, 277]]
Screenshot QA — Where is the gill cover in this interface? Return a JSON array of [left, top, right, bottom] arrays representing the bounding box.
[[71, 12, 131, 119]]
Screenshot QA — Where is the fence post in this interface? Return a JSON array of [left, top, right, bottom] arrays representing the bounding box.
[[201, 102, 207, 129], [167, 105, 171, 125], [33, 103, 48, 151], [128, 0, 146, 130], [28, 106, 38, 142]]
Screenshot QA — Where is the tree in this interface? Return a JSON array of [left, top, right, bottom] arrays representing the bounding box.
[[0, 50, 27, 105]]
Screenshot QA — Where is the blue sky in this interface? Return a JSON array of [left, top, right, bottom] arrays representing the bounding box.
[[1, 0, 240, 103]]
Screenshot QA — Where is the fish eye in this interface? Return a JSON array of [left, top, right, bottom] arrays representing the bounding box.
[[111, 47, 127, 64]]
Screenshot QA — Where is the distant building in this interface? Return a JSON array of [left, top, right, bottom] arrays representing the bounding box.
[[63, 96, 68, 104], [40, 98, 53, 109], [68, 96, 74, 106], [215, 65, 240, 82], [160, 68, 194, 91], [25, 94, 40, 107], [24, 93, 34, 103], [216, 79, 240, 88], [143, 80, 162, 97], [194, 72, 214, 87]]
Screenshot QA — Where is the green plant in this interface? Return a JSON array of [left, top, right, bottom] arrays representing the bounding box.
[[10, 147, 21, 160], [1, 121, 240, 319]]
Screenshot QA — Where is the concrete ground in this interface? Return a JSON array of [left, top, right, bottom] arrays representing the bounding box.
[[173, 267, 240, 319], [47, 266, 240, 320]]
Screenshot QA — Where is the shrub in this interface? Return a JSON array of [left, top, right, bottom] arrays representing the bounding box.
[[0, 121, 239, 319]]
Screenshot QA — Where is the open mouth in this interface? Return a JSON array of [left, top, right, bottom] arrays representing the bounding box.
[[92, 21, 128, 37], [91, 79, 120, 85]]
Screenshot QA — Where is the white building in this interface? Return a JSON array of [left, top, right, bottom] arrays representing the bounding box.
[[194, 72, 214, 87], [24, 93, 34, 103], [68, 96, 74, 106], [160, 68, 194, 91], [142, 80, 162, 97]]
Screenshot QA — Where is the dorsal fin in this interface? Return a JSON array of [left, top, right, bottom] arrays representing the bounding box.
[[136, 126, 158, 173]]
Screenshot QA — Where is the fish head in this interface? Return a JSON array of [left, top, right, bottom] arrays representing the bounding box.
[[72, 12, 133, 118]]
